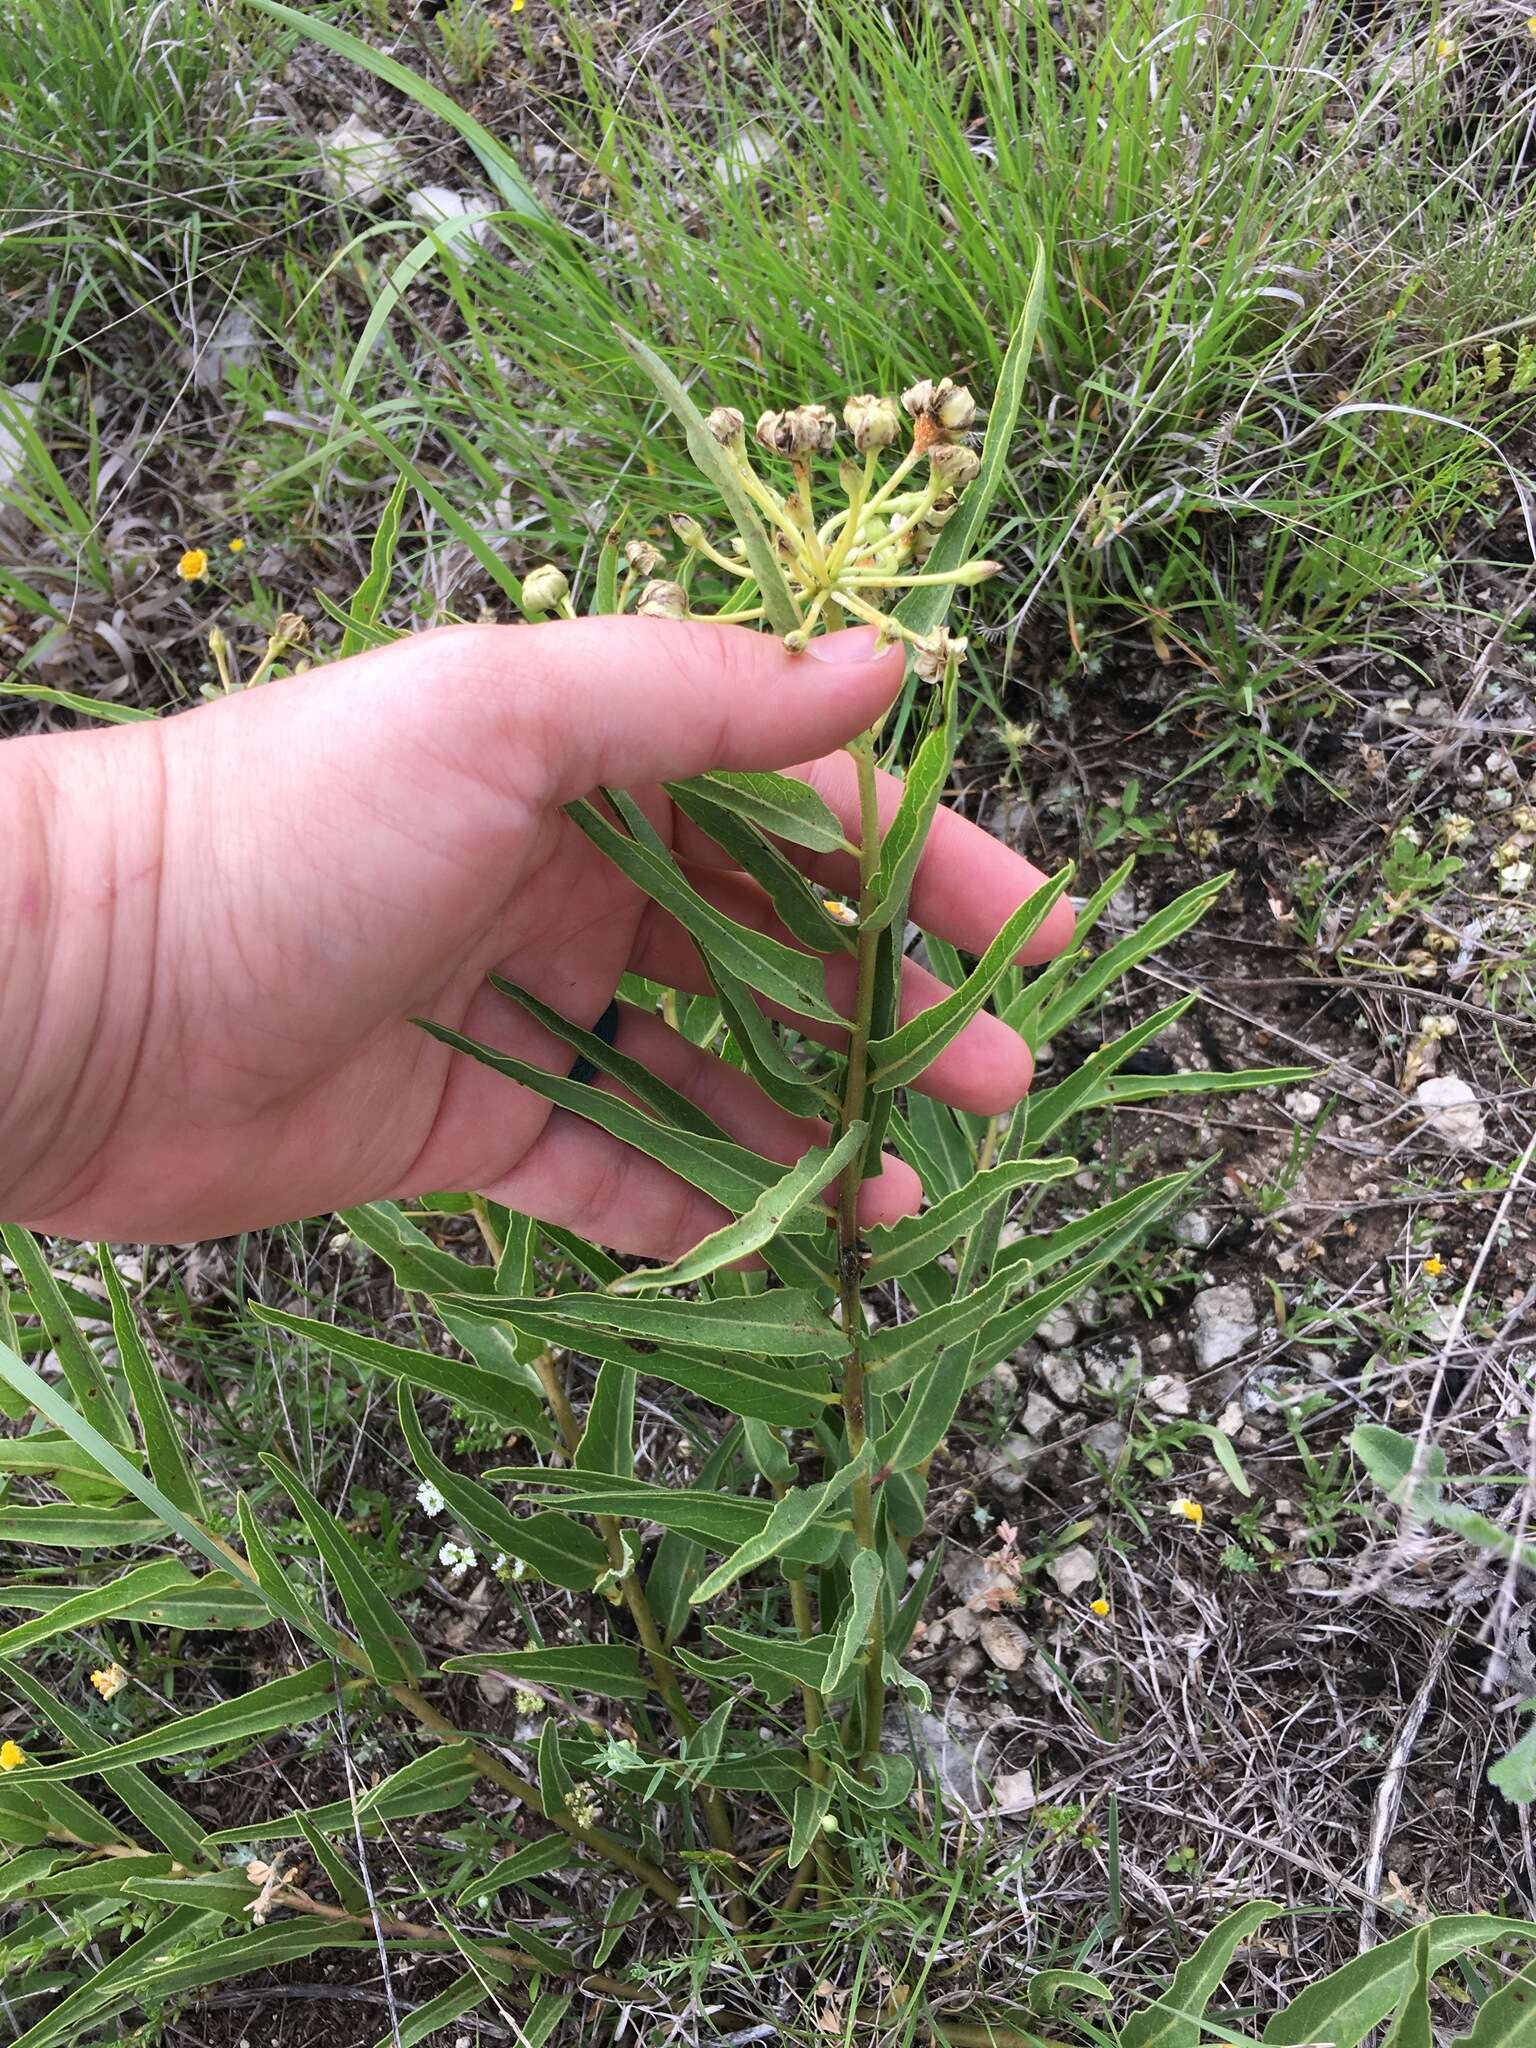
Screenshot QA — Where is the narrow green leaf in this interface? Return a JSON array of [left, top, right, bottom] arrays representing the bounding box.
[[569, 796, 841, 1023], [594, 1883, 646, 1967], [891, 249, 1046, 642], [396, 1386, 606, 1590], [613, 324, 800, 634], [790, 1781, 834, 1865], [262, 1457, 427, 1683], [460, 1834, 574, 1899], [868, 869, 1074, 1092], [1265, 1920, 1536, 2048], [340, 1199, 496, 1295], [691, 771, 849, 853], [1025, 873, 1230, 1047], [3, 1571, 268, 1632], [1451, 1958, 1536, 2048], [0, 1558, 188, 1659], [0, 679, 154, 723], [250, 1304, 537, 1429], [15, 1665, 346, 1782], [741, 1412, 796, 1487], [0, 1227, 133, 1446], [864, 1157, 1077, 1280], [1001, 854, 1134, 1034], [612, 1124, 863, 1292], [573, 1361, 636, 1477], [823, 1550, 883, 1696], [644, 1424, 740, 1641], [584, 1342, 830, 1427], [1382, 1926, 1434, 2048], [95, 1249, 205, 1517], [294, 1813, 369, 1915], [0, 1503, 163, 1546], [865, 704, 953, 936], [205, 1742, 479, 1844], [1101, 1064, 1314, 1104], [416, 1019, 791, 1214], [875, 1342, 973, 1476], [447, 1286, 843, 1358], [665, 779, 852, 957], [690, 1445, 871, 1603], [339, 473, 409, 654], [488, 975, 725, 1136], [703, 953, 837, 1118], [493, 1469, 769, 1545], [1020, 1000, 1197, 1149], [706, 1624, 835, 1692], [595, 524, 622, 615], [537, 1715, 575, 1818], [443, 1643, 649, 1702], [1122, 1899, 1285, 2048]]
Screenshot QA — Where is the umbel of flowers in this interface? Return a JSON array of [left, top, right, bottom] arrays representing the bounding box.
[[522, 374, 998, 679]]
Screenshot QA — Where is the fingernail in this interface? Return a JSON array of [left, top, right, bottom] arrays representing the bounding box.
[[806, 624, 889, 665]]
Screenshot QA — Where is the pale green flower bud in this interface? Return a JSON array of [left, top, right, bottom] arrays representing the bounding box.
[[932, 378, 977, 433], [624, 538, 663, 576], [669, 513, 706, 547], [928, 443, 981, 488], [843, 393, 901, 452], [636, 578, 688, 618], [707, 405, 745, 448], [522, 563, 570, 614], [956, 558, 1002, 585]]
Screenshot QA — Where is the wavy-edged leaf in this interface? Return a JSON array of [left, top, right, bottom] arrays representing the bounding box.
[[488, 974, 725, 1136], [261, 1457, 427, 1683], [0, 1558, 188, 1660], [868, 869, 1073, 1092], [613, 324, 799, 634], [891, 250, 1046, 644], [416, 1019, 792, 1214], [340, 1200, 496, 1295], [0, 1503, 164, 1546], [95, 1249, 205, 1516], [1019, 999, 1196, 1149], [237, 1493, 330, 1640], [13, 1665, 346, 1782], [205, 1741, 480, 1845], [570, 796, 841, 1022], [865, 700, 954, 936], [690, 1445, 871, 1603], [295, 1812, 368, 1915], [706, 1624, 835, 1693], [4, 1571, 267, 1632], [0, 1226, 133, 1447], [790, 1781, 834, 1865], [573, 1360, 635, 1477], [691, 770, 850, 854], [1122, 1898, 1285, 2048], [703, 953, 836, 1118], [0, 1661, 215, 1868], [874, 1340, 973, 1476], [444, 1643, 649, 1702], [666, 780, 851, 959], [396, 1387, 605, 1591], [446, 1286, 842, 1358], [864, 1156, 1077, 1280], [613, 1125, 863, 1292], [1451, 1957, 1536, 2048], [1265, 1920, 1536, 2048], [1021, 872, 1230, 1047], [493, 1469, 769, 1545], [338, 473, 409, 651], [251, 1304, 537, 1429], [823, 1550, 883, 1697]]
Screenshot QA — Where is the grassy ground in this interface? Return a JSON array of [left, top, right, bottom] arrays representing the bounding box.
[[3, 0, 1536, 2041]]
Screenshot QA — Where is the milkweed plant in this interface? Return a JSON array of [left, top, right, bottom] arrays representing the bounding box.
[[0, 288, 1318, 2037]]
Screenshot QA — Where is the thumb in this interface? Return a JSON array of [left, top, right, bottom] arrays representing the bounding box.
[[457, 616, 906, 801]]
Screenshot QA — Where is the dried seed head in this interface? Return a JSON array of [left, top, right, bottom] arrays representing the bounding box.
[[669, 513, 706, 547], [272, 611, 310, 647], [928, 442, 982, 489], [843, 392, 902, 453], [913, 626, 967, 682], [624, 538, 663, 576], [757, 404, 837, 457], [636, 578, 689, 619], [706, 405, 745, 448], [522, 563, 571, 614], [900, 377, 937, 420]]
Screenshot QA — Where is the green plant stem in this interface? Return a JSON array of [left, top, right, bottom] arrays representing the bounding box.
[[835, 731, 889, 1772]]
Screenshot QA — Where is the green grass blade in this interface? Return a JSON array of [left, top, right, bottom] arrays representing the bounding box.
[[95, 1248, 205, 1517]]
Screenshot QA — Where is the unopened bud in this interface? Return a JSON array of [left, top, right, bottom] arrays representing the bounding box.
[[956, 558, 1002, 585], [932, 379, 976, 433], [843, 392, 901, 453], [706, 405, 745, 448], [522, 563, 570, 614], [636, 578, 688, 619], [669, 513, 706, 548], [624, 538, 663, 576], [900, 377, 936, 420], [928, 443, 981, 488], [783, 627, 810, 652], [272, 611, 309, 647], [756, 404, 837, 457], [913, 626, 967, 682]]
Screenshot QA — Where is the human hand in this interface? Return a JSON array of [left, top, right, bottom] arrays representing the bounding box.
[[0, 619, 1073, 1251]]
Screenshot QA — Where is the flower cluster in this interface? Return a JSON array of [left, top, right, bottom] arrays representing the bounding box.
[[614, 371, 998, 680]]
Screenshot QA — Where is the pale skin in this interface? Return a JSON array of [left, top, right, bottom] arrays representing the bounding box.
[[0, 619, 1074, 1253]]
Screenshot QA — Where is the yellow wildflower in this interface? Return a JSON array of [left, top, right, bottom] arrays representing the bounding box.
[[1089, 1597, 1110, 1617], [90, 1663, 128, 1701], [1434, 35, 1458, 61], [1528, 15, 1536, 33], [176, 547, 210, 582], [228, 537, 246, 554], [0, 1740, 24, 1771], [1171, 1498, 1204, 1527], [1423, 1255, 1445, 1277], [822, 898, 858, 926]]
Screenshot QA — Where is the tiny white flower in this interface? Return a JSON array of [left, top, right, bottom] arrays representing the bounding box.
[[438, 1539, 478, 1575], [1499, 860, 1532, 896], [415, 1480, 446, 1518]]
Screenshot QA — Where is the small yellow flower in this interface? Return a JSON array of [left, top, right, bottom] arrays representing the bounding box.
[[176, 547, 209, 582], [1089, 1597, 1110, 1617], [90, 1663, 128, 1701], [511, 0, 524, 10], [1434, 35, 1459, 61], [1170, 1498, 1204, 1527], [1423, 1255, 1445, 1277], [822, 898, 858, 926], [228, 537, 246, 554], [0, 1740, 24, 1771], [1528, 15, 1536, 34]]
